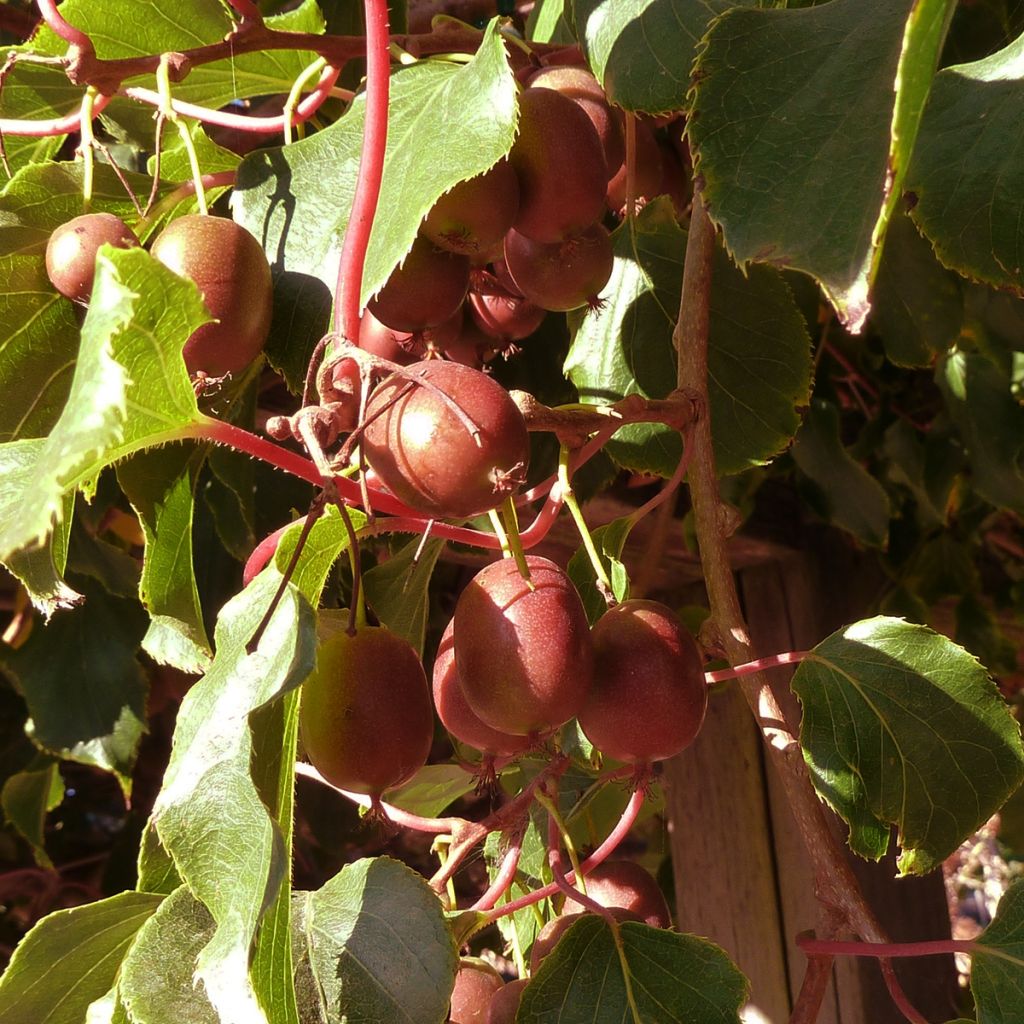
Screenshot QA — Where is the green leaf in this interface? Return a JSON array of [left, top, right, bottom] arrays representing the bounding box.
[[0, 579, 148, 784], [150, 572, 316, 1023], [908, 29, 1024, 292], [527, 0, 576, 45], [362, 536, 444, 657], [791, 399, 891, 547], [272, 503, 367, 602], [566, 517, 632, 625], [565, 200, 811, 477], [118, 886, 218, 1024], [0, 246, 207, 565], [792, 616, 1024, 874], [689, 0, 954, 331], [0, 891, 163, 1024], [870, 211, 964, 368], [292, 857, 457, 1024], [938, 351, 1024, 514], [234, 22, 516, 387], [575, 0, 741, 113], [518, 917, 747, 1023], [0, 62, 79, 177], [118, 445, 212, 674], [1, 760, 63, 868], [971, 879, 1024, 1021], [385, 764, 476, 819], [4, 497, 80, 616]]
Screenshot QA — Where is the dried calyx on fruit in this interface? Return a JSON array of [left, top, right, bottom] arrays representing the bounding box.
[[360, 359, 529, 519], [452, 555, 593, 736], [299, 625, 434, 801], [578, 599, 708, 763], [149, 213, 273, 378], [45, 212, 140, 303]]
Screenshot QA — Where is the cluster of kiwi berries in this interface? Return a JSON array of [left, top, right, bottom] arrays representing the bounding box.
[[45, 209, 273, 379], [361, 62, 686, 368]]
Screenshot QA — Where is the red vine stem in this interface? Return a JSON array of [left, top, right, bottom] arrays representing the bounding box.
[[470, 840, 523, 912], [482, 785, 646, 924], [334, 0, 391, 344], [704, 650, 811, 683], [119, 64, 339, 135], [225, 0, 262, 20], [798, 937, 973, 959], [37, 0, 92, 48], [0, 94, 111, 136]]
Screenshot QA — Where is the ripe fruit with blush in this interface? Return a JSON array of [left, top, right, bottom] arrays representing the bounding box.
[[422, 160, 519, 256], [361, 359, 529, 519], [453, 555, 593, 736], [150, 213, 273, 377], [578, 599, 707, 763], [449, 958, 504, 1024], [46, 212, 140, 303], [486, 979, 528, 1024], [559, 860, 672, 927], [299, 626, 433, 798]]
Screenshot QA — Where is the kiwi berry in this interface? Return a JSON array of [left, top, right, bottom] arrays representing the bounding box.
[[299, 626, 433, 798], [422, 160, 519, 256], [150, 213, 273, 377], [559, 860, 672, 927], [486, 979, 528, 1024], [361, 359, 529, 519], [45, 212, 140, 303], [578, 599, 707, 763], [449, 958, 505, 1024]]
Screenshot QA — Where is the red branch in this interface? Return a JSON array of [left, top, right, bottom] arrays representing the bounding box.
[[797, 936, 973, 959], [334, 0, 391, 343]]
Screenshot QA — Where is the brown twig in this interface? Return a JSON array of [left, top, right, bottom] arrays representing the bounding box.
[[673, 193, 889, 984]]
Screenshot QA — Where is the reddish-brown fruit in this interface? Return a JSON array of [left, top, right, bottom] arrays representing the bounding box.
[[453, 555, 593, 736], [433, 621, 533, 757], [361, 359, 529, 519], [503, 223, 613, 312], [45, 212, 140, 303], [509, 88, 608, 242], [357, 309, 422, 365], [530, 908, 641, 971], [579, 599, 707, 762], [422, 161, 520, 256], [607, 116, 664, 214], [486, 979, 528, 1024], [450, 958, 505, 1024], [559, 860, 672, 928], [299, 626, 433, 798], [657, 140, 691, 221], [468, 285, 546, 342], [150, 214, 273, 377], [527, 65, 624, 177], [368, 235, 470, 332]]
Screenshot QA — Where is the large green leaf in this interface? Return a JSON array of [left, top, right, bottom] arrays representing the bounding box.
[[292, 857, 457, 1024], [31, 0, 325, 110], [0, 246, 207, 565], [575, 0, 742, 113], [362, 536, 444, 657], [791, 399, 892, 547], [689, 0, 954, 331], [0, 891, 163, 1024], [518, 917, 747, 1023], [938, 350, 1024, 514], [3, 495, 79, 616], [565, 199, 811, 477], [234, 21, 516, 387], [118, 886, 218, 1024], [971, 879, 1024, 1022], [118, 445, 212, 674], [791, 616, 1024, 875], [0, 759, 63, 868], [0, 61, 78, 177], [150, 572, 316, 1024], [0, 580, 148, 784], [908, 29, 1024, 292]]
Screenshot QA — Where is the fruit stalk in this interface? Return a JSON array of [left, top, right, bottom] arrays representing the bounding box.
[[335, 0, 391, 344], [674, 194, 889, 959], [469, 839, 522, 912], [558, 445, 614, 600]]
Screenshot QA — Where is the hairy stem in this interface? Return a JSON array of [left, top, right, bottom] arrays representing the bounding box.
[[674, 194, 887, 948]]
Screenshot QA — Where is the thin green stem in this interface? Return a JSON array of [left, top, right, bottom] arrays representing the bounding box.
[[558, 445, 614, 601], [499, 495, 532, 584], [535, 789, 587, 898], [78, 88, 98, 208], [283, 57, 327, 145], [487, 508, 512, 558]]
